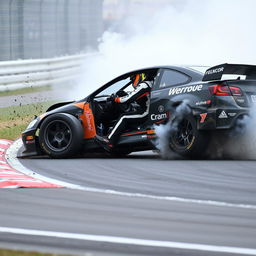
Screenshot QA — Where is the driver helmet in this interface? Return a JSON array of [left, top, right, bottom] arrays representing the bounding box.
[[131, 73, 146, 88]]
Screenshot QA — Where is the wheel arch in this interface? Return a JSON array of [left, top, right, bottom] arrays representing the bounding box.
[[37, 112, 82, 129]]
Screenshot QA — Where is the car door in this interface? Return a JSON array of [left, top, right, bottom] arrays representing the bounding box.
[[148, 68, 191, 126]]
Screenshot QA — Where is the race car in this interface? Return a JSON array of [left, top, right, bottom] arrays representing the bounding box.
[[20, 63, 256, 158]]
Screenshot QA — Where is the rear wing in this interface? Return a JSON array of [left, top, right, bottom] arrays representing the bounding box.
[[202, 63, 256, 81]]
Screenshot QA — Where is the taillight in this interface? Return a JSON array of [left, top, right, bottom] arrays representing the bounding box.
[[229, 86, 243, 96], [209, 84, 231, 95], [209, 84, 243, 96]]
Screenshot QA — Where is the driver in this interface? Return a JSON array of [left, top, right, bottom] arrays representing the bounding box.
[[95, 72, 152, 151]]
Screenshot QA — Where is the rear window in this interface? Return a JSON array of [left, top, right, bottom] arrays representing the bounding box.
[[159, 69, 190, 88]]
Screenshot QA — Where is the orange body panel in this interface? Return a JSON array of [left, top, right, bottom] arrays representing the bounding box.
[[74, 102, 155, 139], [75, 103, 97, 139]]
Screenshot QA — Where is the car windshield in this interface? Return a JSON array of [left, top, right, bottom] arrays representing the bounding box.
[[95, 77, 131, 97]]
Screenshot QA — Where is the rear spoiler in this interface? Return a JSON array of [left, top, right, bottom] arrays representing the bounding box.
[[202, 63, 256, 81]]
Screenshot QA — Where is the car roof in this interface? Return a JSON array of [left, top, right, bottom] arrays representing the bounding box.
[[88, 65, 205, 99], [124, 65, 204, 81]]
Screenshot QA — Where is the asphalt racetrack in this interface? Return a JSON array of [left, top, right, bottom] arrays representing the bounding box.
[[1, 150, 256, 256]]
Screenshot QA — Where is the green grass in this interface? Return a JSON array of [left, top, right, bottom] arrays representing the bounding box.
[[0, 249, 71, 256], [0, 86, 52, 97], [0, 101, 55, 140]]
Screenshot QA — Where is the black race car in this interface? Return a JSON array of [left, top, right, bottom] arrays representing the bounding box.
[[20, 63, 256, 158]]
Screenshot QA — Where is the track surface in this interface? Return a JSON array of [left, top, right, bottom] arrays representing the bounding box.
[[1, 151, 256, 255]]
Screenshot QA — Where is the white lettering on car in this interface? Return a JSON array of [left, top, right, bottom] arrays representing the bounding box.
[[196, 100, 211, 106], [169, 84, 203, 95], [205, 67, 224, 75], [151, 113, 167, 121]]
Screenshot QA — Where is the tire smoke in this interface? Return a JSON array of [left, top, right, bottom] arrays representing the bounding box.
[[154, 100, 191, 159], [209, 107, 256, 160], [155, 103, 256, 160]]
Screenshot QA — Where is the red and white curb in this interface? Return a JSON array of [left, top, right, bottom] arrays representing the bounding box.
[[0, 139, 62, 188]]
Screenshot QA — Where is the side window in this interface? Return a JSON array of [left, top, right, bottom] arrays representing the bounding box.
[[159, 69, 190, 88]]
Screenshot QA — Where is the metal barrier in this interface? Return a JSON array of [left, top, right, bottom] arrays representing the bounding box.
[[0, 0, 103, 61], [0, 54, 88, 92]]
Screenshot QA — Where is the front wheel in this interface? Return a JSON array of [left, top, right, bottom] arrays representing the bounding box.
[[169, 115, 209, 158], [39, 113, 83, 158]]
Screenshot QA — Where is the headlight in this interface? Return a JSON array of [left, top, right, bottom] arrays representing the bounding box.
[[26, 119, 38, 129]]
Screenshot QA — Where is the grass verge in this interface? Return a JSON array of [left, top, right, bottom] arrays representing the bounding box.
[[0, 86, 52, 97], [0, 249, 71, 256], [0, 101, 55, 140]]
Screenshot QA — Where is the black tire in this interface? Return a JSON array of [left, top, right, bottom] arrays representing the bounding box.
[[39, 113, 83, 158], [169, 115, 209, 158]]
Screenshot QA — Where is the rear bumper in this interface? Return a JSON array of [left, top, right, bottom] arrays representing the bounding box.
[[195, 108, 249, 130]]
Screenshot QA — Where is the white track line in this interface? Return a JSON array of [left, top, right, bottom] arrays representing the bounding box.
[[0, 226, 256, 255], [6, 139, 256, 210]]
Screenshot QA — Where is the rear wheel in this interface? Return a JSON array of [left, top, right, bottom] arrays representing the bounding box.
[[169, 115, 209, 158], [39, 113, 83, 158]]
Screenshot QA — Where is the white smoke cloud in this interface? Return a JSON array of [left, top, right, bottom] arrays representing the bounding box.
[[154, 100, 191, 159], [209, 106, 256, 160], [155, 104, 256, 160], [69, 0, 256, 100]]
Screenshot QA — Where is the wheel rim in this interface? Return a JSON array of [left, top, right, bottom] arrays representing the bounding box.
[[171, 119, 194, 149], [44, 120, 72, 152]]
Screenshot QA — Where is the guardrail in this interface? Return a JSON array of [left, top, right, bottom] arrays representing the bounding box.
[[0, 54, 89, 92]]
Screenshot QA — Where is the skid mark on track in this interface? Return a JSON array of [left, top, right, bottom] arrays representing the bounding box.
[[6, 139, 256, 210]]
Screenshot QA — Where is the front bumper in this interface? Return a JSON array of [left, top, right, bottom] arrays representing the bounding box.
[[19, 129, 41, 158]]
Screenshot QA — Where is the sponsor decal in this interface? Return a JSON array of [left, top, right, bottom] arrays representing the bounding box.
[[218, 110, 228, 119], [169, 84, 203, 95], [151, 113, 167, 121], [251, 95, 256, 103], [25, 140, 35, 144], [84, 111, 93, 131], [158, 105, 165, 113], [236, 98, 245, 103], [228, 112, 236, 117], [200, 113, 207, 123], [196, 100, 211, 106], [205, 67, 224, 75]]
